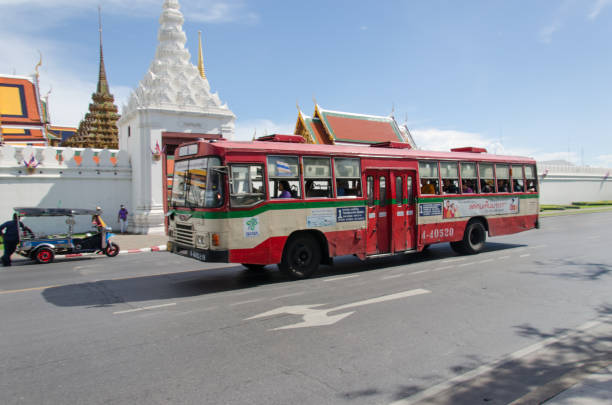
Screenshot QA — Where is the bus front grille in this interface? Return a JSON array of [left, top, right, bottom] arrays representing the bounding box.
[[175, 223, 194, 246]]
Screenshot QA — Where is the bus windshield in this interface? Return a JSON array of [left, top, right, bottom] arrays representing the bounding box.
[[171, 157, 224, 208]]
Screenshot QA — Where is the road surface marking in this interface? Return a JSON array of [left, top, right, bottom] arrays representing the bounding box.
[[230, 299, 262, 307], [113, 303, 176, 315], [324, 275, 360, 282], [442, 258, 466, 264], [499, 255, 510, 259], [477, 259, 494, 264], [381, 274, 404, 280], [388, 316, 612, 405], [520, 253, 531, 258], [247, 289, 431, 330], [270, 292, 305, 300], [432, 265, 453, 272], [457, 262, 472, 268], [0, 285, 59, 295]]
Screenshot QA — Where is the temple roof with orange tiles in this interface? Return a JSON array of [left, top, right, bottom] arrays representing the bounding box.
[[0, 75, 47, 145], [295, 104, 416, 148]]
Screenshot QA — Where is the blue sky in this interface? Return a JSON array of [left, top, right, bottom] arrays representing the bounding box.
[[1, 0, 611, 166]]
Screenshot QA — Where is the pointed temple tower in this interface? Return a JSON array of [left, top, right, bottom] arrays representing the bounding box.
[[118, 0, 236, 234], [64, 8, 120, 149]]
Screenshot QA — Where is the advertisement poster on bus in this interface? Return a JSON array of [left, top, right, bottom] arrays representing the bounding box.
[[443, 197, 519, 219]]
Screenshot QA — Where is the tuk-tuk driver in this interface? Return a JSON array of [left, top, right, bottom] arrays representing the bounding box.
[[1, 213, 33, 267]]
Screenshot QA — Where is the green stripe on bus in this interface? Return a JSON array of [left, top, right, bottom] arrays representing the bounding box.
[[172, 199, 367, 219]]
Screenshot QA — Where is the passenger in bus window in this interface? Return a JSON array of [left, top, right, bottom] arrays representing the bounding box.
[[527, 180, 537, 192], [481, 179, 494, 193], [278, 181, 292, 198], [462, 180, 475, 193], [420, 180, 436, 194], [442, 179, 458, 194], [498, 180, 510, 193], [513, 180, 524, 192]]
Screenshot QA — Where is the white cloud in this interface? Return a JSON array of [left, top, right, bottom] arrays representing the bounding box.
[[588, 0, 612, 19], [233, 119, 294, 141], [412, 128, 505, 154]]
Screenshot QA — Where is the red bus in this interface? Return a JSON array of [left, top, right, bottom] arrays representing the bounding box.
[[167, 135, 539, 279]]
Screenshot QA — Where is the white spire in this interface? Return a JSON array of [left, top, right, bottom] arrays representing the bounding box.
[[123, 0, 235, 119]]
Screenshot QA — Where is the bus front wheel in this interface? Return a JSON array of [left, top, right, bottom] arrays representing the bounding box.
[[451, 220, 486, 255], [279, 235, 321, 280]]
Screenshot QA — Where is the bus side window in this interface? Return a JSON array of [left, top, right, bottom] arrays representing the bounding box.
[[379, 177, 387, 206], [230, 165, 265, 207], [303, 157, 332, 198], [440, 161, 459, 194], [496, 164, 510, 193], [418, 161, 439, 195], [367, 176, 374, 206], [334, 158, 362, 197], [460, 162, 477, 194], [479, 163, 495, 193], [268, 155, 301, 199], [525, 165, 538, 192], [511, 165, 524, 192]]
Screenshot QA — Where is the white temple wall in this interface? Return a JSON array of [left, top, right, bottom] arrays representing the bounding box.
[[0, 145, 132, 235], [538, 165, 612, 205]]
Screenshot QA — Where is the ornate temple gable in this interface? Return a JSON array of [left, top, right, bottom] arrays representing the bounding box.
[[0, 75, 47, 145], [123, 0, 235, 120], [294, 103, 413, 147], [63, 8, 119, 149]]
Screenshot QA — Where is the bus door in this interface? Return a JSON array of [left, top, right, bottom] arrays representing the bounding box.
[[391, 171, 417, 252], [365, 170, 391, 255]]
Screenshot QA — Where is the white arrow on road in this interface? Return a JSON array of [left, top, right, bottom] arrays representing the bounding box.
[[246, 288, 431, 330]]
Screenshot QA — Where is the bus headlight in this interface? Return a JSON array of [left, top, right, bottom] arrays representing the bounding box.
[[196, 234, 205, 245]]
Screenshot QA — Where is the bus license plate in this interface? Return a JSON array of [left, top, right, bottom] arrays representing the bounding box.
[[190, 250, 206, 261]]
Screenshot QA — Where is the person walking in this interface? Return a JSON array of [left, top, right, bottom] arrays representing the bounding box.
[[1, 214, 33, 267], [117, 205, 129, 234]]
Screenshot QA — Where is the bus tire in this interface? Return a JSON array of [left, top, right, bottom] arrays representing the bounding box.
[[34, 247, 55, 264], [242, 263, 266, 271], [451, 220, 486, 255], [279, 234, 321, 280]]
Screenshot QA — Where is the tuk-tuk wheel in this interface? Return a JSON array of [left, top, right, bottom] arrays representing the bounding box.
[[105, 242, 120, 257], [34, 247, 55, 264]]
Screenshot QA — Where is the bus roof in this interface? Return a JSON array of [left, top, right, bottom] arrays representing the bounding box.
[[179, 139, 536, 165]]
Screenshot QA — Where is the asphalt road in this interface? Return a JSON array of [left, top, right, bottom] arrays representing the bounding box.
[[1, 212, 611, 405]]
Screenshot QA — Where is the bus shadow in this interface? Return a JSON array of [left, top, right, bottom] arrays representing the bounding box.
[[41, 265, 288, 307], [41, 242, 527, 308], [314, 241, 527, 278]]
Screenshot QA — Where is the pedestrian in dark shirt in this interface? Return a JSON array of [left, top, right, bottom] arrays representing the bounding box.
[[1, 214, 33, 267]]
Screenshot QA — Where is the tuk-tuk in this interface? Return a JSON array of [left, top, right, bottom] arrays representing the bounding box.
[[14, 207, 120, 264]]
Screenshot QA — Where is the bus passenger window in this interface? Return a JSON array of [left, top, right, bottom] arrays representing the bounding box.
[[496, 164, 510, 193], [367, 176, 374, 206], [268, 155, 301, 199], [460, 162, 477, 194], [303, 157, 332, 198], [525, 165, 538, 192], [511, 165, 524, 192], [395, 176, 403, 204], [407, 176, 414, 203], [479, 163, 495, 193], [419, 161, 439, 195], [379, 177, 387, 206], [440, 162, 459, 194], [230, 165, 265, 207], [334, 158, 362, 197]]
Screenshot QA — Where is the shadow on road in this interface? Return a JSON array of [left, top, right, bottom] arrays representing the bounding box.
[[41, 241, 526, 308], [379, 305, 612, 405], [525, 258, 612, 281]]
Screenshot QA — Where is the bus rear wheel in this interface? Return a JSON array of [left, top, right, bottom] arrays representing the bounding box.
[[279, 235, 321, 280], [450, 220, 486, 255]]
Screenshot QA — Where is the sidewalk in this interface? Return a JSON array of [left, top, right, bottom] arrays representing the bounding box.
[[543, 365, 612, 404], [111, 233, 168, 252]]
